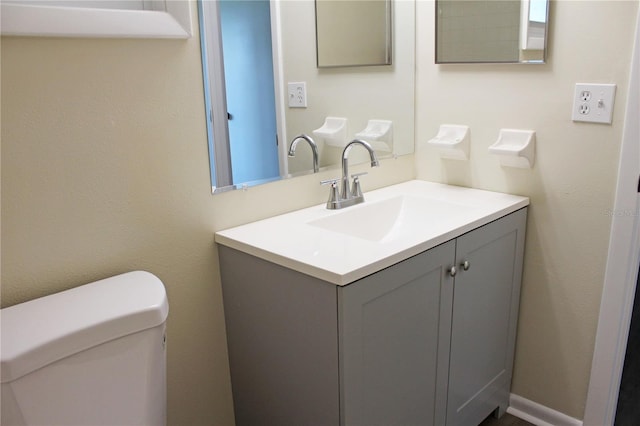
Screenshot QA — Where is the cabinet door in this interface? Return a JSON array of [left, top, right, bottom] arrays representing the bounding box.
[[339, 240, 456, 426], [446, 209, 527, 426]]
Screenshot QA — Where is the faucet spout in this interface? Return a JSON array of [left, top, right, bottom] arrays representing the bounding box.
[[340, 139, 379, 199], [288, 134, 319, 173]]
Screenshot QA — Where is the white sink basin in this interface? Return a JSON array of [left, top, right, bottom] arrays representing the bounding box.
[[215, 180, 529, 285], [308, 195, 468, 242]]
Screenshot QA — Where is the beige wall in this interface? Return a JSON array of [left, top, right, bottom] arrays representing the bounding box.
[[416, 0, 638, 419], [2, 0, 638, 424], [0, 4, 413, 425]]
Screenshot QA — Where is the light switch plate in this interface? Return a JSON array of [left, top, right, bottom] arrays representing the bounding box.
[[572, 83, 616, 124]]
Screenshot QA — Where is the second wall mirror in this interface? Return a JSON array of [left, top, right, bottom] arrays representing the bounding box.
[[315, 0, 393, 68], [436, 0, 549, 64]]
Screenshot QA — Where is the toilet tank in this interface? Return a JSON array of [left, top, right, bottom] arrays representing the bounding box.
[[0, 271, 169, 426]]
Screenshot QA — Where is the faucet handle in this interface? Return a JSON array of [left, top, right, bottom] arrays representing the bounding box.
[[321, 178, 340, 208], [320, 178, 339, 186], [350, 173, 368, 198]]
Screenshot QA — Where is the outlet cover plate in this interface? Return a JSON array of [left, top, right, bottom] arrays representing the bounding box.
[[572, 83, 616, 124], [287, 82, 307, 108]]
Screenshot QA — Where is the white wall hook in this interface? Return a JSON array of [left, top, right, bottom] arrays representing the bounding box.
[[355, 119, 393, 152], [312, 117, 348, 147], [427, 124, 470, 160], [488, 129, 536, 168]]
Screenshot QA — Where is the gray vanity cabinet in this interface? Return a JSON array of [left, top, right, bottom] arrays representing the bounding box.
[[339, 240, 455, 426], [446, 209, 526, 426], [218, 208, 527, 426]]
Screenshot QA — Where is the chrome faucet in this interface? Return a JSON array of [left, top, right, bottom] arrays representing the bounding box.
[[321, 139, 380, 210], [288, 134, 319, 173]]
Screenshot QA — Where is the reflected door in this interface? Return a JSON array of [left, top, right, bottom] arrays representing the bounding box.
[[220, 0, 279, 185]]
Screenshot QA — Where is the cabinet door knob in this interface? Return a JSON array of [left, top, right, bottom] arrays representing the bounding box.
[[448, 266, 457, 277], [461, 260, 470, 271]]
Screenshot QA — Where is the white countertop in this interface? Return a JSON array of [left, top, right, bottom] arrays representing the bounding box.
[[215, 180, 529, 285]]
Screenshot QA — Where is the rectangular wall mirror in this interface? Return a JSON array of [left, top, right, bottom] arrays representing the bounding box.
[[200, 0, 414, 193], [436, 0, 549, 64], [315, 0, 392, 67]]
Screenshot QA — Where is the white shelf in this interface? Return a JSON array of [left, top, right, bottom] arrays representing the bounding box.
[[355, 120, 393, 152], [488, 129, 536, 168], [427, 124, 470, 160], [313, 117, 348, 147]]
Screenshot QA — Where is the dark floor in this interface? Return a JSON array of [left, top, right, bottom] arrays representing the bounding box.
[[479, 412, 535, 426], [614, 262, 640, 426]]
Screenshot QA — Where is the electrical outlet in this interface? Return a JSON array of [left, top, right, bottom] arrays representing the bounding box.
[[580, 90, 591, 102], [578, 104, 590, 115], [287, 82, 307, 108], [572, 83, 616, 124]]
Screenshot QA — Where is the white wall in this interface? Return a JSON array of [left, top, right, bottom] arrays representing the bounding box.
[[415, 0, 638, 419]]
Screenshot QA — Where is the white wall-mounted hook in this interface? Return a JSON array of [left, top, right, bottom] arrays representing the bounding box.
[[312, 117, 348, 147], [427, 124, 470, 160], [355, 119, 393, 152], [488, 129, 536, 168]]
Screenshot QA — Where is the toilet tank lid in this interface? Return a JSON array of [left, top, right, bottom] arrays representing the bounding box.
[[0, 271, 169, 383]]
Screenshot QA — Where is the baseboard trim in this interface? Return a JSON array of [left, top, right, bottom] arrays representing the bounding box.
[[507, 394, 583, 426]]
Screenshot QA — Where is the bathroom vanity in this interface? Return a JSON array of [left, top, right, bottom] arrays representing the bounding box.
[[215, 180, 528, 426]]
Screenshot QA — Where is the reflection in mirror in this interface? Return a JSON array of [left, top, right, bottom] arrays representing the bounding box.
[[199, 0, 280, 190], [199, 0, 415, 193], [436, 0, 548, 64], [315, 0, 392, 67]]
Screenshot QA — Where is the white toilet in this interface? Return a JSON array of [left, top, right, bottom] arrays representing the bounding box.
[[0, 271, 169, 426]]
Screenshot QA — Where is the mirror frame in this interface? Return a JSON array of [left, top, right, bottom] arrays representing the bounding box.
[[0, 1, 192, 38]]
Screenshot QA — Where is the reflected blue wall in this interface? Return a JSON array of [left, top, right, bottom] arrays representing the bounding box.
[[220, 0, 279, 184]]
